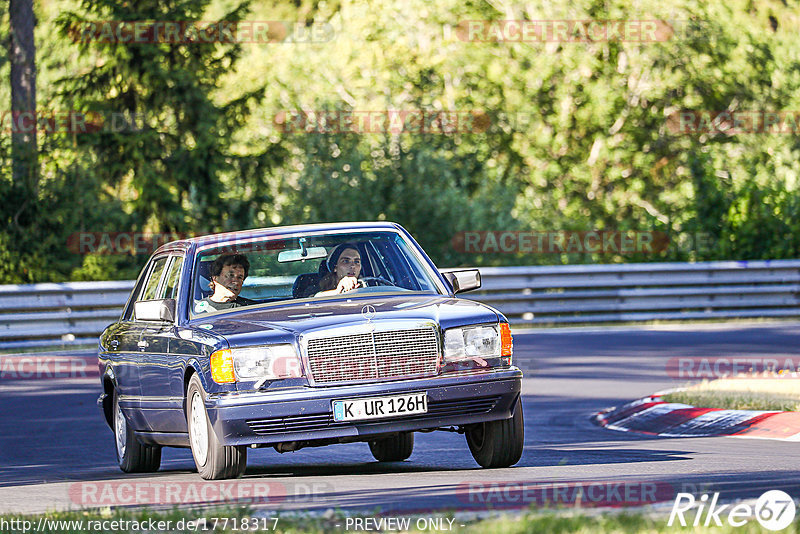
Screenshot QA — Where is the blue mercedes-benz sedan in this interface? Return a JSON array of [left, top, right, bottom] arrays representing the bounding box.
[[98, 222, 523, 479]]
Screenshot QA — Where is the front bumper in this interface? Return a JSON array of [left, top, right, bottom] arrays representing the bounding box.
[[206, 367, 522, 446]]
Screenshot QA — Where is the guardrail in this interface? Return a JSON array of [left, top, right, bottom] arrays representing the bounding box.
[[1, 260, 799, 349], [0, 281, 135, 349], [472, 260, 800, 324]]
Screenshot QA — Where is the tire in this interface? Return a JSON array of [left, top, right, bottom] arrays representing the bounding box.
[[187, 374, 247, 480], [368, 432, 414, 462], [466, 398, 524, 468], [113, 389, 161, 473]]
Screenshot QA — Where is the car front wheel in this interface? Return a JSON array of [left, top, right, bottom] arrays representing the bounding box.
[[114, 389, 161, 473], [368, 432, 414, 462], [187, 374, 247, 480], [466, 398, 524, 468]]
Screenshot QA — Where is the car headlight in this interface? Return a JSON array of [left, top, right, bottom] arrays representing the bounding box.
[[211, 345, 303, 383], [443, 323, 513, 364], [444, 325, 500, 362]]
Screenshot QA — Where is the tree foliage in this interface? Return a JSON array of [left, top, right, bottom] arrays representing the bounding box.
[[53, 0, 286, 233], [2, 0, 800, 282]]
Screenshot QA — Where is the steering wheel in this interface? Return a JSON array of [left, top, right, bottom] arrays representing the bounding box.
[[358, 276, 396, 287]]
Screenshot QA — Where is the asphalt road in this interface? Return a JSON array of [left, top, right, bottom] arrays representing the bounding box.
[[1, 321, 799, 515]]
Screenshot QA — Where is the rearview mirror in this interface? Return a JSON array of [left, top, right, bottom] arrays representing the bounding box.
[[134, 298, 176, 322], [277, 247, 328, 263], [440, 269, 481, 294]]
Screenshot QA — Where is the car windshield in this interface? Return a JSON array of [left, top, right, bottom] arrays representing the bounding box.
[[191, 230, 443, 315]]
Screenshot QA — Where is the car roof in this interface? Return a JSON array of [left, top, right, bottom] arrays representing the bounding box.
[[153, 221, 404, 255]]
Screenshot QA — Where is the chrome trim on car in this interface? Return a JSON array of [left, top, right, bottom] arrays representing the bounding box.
[[298, 320, 442, 387]]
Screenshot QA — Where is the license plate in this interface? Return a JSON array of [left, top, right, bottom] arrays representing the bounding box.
[[332, 392, 428, 422]]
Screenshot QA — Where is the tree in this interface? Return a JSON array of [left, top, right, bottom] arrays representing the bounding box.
[[55, 0, 285, 235], [8, 0, 38, 224], [4, 0, 800, 283]]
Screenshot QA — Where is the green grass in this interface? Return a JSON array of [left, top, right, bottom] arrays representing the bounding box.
[[660, 377, 800, 411], [660, 391, 800, 411], [1, 507, 798, 534]]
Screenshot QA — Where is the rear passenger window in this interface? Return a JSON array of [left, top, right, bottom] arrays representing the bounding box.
[[140, 257, 169, 301]]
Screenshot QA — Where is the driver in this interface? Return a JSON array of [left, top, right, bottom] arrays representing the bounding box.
[[316, 243, 363, 296], [195, 253, 256, 313]]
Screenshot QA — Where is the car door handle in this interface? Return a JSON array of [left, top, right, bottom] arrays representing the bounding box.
[[137, 340, 149, 350]]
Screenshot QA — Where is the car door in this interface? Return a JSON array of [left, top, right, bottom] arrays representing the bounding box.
[[109, 255, 170, 432], [102, 322, 141, 402], [138, 254, 186, 432]]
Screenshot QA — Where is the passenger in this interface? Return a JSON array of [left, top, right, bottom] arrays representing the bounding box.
[[194, 253, 256, 313], [316, 243, 363, 296]]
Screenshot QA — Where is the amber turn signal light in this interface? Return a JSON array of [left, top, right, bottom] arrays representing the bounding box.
[[211, 349, 236, 383], [500, 322, 513, 361]]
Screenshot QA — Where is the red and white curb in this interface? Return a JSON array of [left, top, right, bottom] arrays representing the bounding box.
[[594, 394, 800, 441]]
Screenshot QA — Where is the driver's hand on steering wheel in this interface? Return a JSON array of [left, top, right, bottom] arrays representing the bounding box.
[[335, 276, 363, 293]]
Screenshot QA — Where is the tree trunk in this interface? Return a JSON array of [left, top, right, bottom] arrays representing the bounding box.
[[9, 0, 38, 197]]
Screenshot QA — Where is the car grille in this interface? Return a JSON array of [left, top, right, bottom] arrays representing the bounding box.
[[246, 395, 502, 435], [305, 327, 440, 385]]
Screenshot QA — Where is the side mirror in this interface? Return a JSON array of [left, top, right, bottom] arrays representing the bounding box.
[[134, 298, 176, 322], [440, 269, 481, 294]]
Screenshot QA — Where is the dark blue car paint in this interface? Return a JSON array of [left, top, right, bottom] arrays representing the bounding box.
[[206, 369, 521, 446]]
